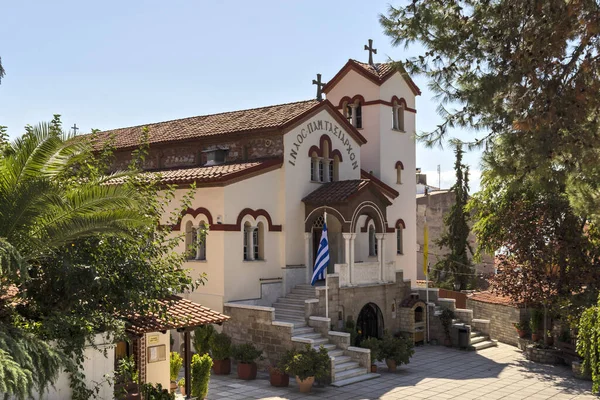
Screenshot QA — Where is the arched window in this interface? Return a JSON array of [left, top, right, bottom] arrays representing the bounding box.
[[395, 161, 404, 184], [185, 221, 194, 259], [243, 221, 264, 261], [369, 225, 377, 257], [392, 99, 405, 131], [311, 152, 319, 181], [318, 159, 324, 182], [332, 155, 340, 181], [195, 221, 207, 261], [343, 99, 362, 129], [185, 221, 207, 260], [396, 227, 403, 255]]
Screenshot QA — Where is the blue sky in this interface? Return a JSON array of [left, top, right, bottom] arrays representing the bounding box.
[[0, 0, 483, 191]]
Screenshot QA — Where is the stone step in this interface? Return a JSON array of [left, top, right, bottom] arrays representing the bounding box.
[[334, 361, 361, 373], [312, 337, 329, 346], [328, 349, 344, 358], [331, 373, 380, 387], [276, 297, 306, 305], [275, 316, 305, 323], [273, 319, 306, 327], [275, 308, 304, 315], [274, 312, 305, 320], [272, 302, 305, 310], [295, 284, 315, 290], [471, 339, 498, 351], [294, 332, 322, 340], [286, 293, 314, 300], [470, 331, 482, 338], [333, 355, 352, 365], [315, 343, 336, 351], [293, 326, 314, 335], [470, 335, 489, 345], [291, 288, 316, 296], [334, 367, 368, 381]]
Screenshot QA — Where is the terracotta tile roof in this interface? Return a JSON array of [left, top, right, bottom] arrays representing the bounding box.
[[91, 99, 319, 149], [302, 180, 370, 205], [468, 291, 520, 307], [109, 158, 282, 186], [322, 59, 421, 96], [125, 295, 229, 336]]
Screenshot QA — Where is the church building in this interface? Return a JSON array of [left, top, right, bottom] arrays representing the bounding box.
[[96, 43, 421, 384]]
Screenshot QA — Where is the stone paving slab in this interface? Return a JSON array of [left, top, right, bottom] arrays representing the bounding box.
[[200, 343, 595, 399]]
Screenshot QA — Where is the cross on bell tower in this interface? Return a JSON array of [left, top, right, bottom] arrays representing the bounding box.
[[312, 73, 326, 102], [364, 39, 377, 66], [71, 123, 79, 135]]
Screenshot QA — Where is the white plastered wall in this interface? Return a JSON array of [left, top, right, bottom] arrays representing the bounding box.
[[144, 332, 170, 389]]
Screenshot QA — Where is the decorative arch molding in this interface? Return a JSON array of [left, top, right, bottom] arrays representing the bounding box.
[[338, 94, 366, 108], [391, 96, 408, 109], [360, 215, 373, 233], [210, 208, 282, 232], [304, 206, 349, 233], [307, 134, 344, 161], [172, 207, 213, 231], [395, 219, 406, 229], [350, 201, 386, 233], [395, 161, 404, 170]]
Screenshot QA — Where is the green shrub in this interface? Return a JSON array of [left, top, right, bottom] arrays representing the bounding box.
[[191, 353, 213, 399], [379, 332, 414, 366], [193, 325, 215, 355], [169, 352, 183, 382], [577, 297, 600, 393], [360, 337, 382, 362], [177, 377, 185, 388], [140, 383, 174, 400], [530, 309, 543, 332], [439, 309, 455, 340], [343, 318, 358, 345], [231, 343, 263, 364], [208, 332, 231, 360], [513, 321, 530, 332], [116, 355, 139, 384], [284, 344, 330, 381]]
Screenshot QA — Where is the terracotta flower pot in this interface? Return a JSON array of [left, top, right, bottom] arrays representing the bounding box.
[[269, 369, 289, 387], [546, 337, 554, 346], [170, 381, 177, 393], [516, 329, 527, 338], [370, 364, 378, 373], [237, 362, 257, 380], [385, 359, 397, 372], [295, 376, 315, 393], [213, 358, 231, 375], [179, 385, 186, 396], [532, 333, 541, 342]]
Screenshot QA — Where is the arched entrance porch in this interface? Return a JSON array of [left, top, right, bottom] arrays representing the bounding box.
[[357, 302, 384, 343]]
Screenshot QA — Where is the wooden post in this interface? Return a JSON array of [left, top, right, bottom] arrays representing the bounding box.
[[184, 330, 192, 399]]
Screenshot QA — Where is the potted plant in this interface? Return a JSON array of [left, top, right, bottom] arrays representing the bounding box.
[[360, 337, 381, 373], [191, 353, 213, 400], [546, 330, 554, 346], [231, 343, 263, 380], [378, 332, 415, 372], [115, 355, 140, 399], [514, 321, 529, 338], [169, 352, 183, 393], [140, 383, 174, 400], [284, 344, 330, 393], [439, 308, 455, 346], [193, 324, 215, 355], [530, 311, 542, 342], [209, 332, 232, 375], [177, 378, 185, 396], [269, 350, 293, 387]]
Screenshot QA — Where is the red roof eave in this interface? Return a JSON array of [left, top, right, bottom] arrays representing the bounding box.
[[360, 169, 399, 199]]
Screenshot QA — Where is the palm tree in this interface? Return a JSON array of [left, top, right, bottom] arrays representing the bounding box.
[[0, 120, 148, 399]]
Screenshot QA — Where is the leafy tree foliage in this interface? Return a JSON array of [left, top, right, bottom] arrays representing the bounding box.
[[0, 117, 202, 399], [0, 57, 4, 84], [433, 142, 474, 289]]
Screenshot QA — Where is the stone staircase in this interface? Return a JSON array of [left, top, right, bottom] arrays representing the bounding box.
[[469, 330, 498, 351], [273, 284, 379, 387]]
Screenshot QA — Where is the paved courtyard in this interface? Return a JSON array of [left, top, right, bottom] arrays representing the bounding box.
[[205, 343, 595, 399]]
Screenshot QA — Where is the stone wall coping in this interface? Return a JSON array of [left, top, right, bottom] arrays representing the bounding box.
[[412, 287, 440, 293], [304, 299, 319, 304], [283, 264, 306, 269], [223, 303, 275, 312], [326, 273, 340, 278], [403, 279, 412, 282], [472, 318, 490, 324], [315, 286, 329, 292], [328, 331, 351, 338], [438, 298, 456, 304], [309, 316, 331, 322], [272, 321, 295, 328], [347, 346, 370, 354]]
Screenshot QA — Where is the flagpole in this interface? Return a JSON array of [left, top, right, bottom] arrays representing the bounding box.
[[324, 211, 329, 320]]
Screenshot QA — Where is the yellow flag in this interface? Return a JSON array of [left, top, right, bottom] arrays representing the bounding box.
[[423, 222, 429, 276]]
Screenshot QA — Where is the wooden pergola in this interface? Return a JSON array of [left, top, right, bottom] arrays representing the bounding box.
[[126, 295, 229, 398]]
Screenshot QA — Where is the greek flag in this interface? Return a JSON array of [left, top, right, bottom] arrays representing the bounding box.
[[311, 222, 330, 285]]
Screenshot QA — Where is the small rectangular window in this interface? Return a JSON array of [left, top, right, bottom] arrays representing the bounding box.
[[253, 229, 259, 260], [398, 106, 405, 131], [318, 160, 324, 182], [243, 230, 249, 260], [392, 107, 398, 130], [355, 104, 362, 129], [328, 161, 334, 182], [397, 229, 403, 255]]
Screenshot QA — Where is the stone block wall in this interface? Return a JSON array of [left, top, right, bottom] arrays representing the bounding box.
[[466, 299, 528, 346], [222, 303, 295, 368]]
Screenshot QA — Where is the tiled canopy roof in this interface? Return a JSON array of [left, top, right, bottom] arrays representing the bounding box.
[[302, 180, 370, 205], [126, 295, 230, 336], [108, 158, 282, 186], [91, 99, 319, 149], [468, 291, 519, 307]]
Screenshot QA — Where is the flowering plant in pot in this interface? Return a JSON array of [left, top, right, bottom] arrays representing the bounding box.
[[114, 355, 139, 399], [231, 343, 263, 380], [169, 352, 183, 393], [269, 350, 293, 387], [177, 378, 185, 396], [191, 353, 212, 400], [284, 344, 330, 393], [514, 321, 529, 338], [530, 311, 542, 342], [360, 337, 381, 373], [208, 332, 232, 375], [379, 332, 415, 372]]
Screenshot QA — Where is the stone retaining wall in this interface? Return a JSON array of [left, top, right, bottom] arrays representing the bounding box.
[[525, 345, 561, 364], [466, 298, 529, 346]]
